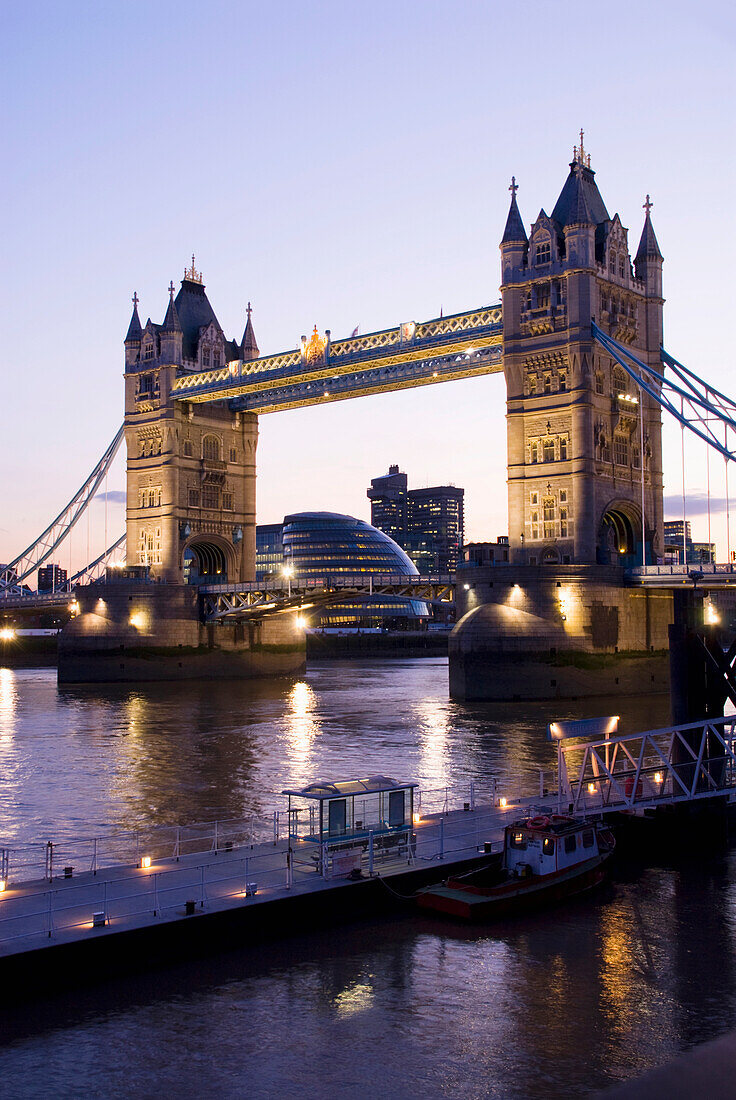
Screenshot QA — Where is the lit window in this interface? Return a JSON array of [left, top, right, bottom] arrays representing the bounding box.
[[530, 492, 539, 505], [543, 439, 555, 463], [560, 437, 568, 461], [229, 447, 237, 462]]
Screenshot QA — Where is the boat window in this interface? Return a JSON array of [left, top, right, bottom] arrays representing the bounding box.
[[510, 832, 527, 849], [564, 834, 577, 854], [543, 837, 555, 855], [582, 829, 595, 848]]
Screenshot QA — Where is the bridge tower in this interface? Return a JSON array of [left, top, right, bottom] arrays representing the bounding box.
[[123, 260, 260, 584], [501, 136, 665, 566]]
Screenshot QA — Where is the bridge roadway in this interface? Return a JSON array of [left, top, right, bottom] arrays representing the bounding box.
[[200, 573, 456, 620], [626, 563, 736, 588], [170, 305, 503, 411]]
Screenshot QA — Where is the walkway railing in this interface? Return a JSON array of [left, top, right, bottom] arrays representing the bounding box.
[[0, 780, 522, 888], [0, 806, 522, 950]]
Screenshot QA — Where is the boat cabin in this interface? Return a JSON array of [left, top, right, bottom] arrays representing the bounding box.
[[282, 776, 418, 845], [504, 815, 603, 877]]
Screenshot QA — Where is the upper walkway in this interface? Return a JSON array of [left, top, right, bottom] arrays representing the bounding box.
[[169, 305, 503, 411]]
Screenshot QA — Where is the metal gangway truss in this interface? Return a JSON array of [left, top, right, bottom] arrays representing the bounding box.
[[558, 716, 736, 816]]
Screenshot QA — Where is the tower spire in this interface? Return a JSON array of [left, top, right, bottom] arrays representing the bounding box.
[[635, 193, 663, 266], [125, 290, 142, 343], [161, 281, 182, 333], [501, 176, 527, 244], [241, 301, 259, 361]]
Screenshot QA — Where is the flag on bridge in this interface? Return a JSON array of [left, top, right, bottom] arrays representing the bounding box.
[[350, 325, 359, 337]]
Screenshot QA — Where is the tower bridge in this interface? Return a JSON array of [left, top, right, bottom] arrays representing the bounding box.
[[5, 134, 736, 696]]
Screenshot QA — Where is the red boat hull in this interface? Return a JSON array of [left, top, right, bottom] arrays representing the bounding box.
[[416, 854, 609, 922]]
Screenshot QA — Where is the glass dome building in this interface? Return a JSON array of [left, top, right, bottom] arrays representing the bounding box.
[[282, 512, 429, 627]]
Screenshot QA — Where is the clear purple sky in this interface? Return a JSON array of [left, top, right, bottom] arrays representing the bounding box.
[[2, 1, 735, 572]]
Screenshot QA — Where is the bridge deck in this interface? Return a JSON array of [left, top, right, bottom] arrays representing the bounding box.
[[170, 304, 503, 410]]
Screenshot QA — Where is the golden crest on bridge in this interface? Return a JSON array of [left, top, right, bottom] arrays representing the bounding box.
[[303, 325, 328, 365]]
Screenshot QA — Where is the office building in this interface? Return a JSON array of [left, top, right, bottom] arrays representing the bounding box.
[[38, 564, 68, 592], [367, 466, 465, 573]]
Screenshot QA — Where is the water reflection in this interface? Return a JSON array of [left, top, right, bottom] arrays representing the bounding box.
[[283, 680, 319, 780], [0, 667, 16, 739]]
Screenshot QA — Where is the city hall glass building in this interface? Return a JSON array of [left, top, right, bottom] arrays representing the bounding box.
[[282, 512, 428, 627]]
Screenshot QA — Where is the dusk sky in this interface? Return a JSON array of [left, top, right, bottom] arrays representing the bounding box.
[[2, 1, 735, 572]]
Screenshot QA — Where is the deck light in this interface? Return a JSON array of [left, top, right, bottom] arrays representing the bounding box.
[[413, 813, 421, 825], [0, 628, 15, 641], [295, 615, 307, 630], [0, 879, 6, 892], [499, 796, 508, 809], [587, 782, 596, 795], [654, 772, 662, 784], [141, 855, 152, 869]]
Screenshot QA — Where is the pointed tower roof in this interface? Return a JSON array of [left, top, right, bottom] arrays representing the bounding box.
[[501, 177, 528, 244], [635, 195, 663, 263], [174, 255, 223, 359], [241, 301, 259, 360], [551, 133, 609, 229], [161, 281, 182, 333], [125, 292, 142, 342]]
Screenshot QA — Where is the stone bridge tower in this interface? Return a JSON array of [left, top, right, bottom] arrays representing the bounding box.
[[123, 259, 260, 584], [500, 136, 664, 566]]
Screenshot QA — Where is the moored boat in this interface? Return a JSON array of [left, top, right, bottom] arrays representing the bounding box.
[[417, 814, 615, 922]]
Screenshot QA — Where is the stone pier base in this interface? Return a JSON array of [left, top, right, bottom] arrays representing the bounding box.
[[449, 564, 673, 702], [58, 581, 305, 684]]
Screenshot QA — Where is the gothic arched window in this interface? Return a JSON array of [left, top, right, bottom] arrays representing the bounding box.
[[612, 367, 627, 397], [202, 435, 221, 462], [535, 238, 551, 265]]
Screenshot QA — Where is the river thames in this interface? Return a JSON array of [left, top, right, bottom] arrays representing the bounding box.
[[1, 660, 736, 1098]]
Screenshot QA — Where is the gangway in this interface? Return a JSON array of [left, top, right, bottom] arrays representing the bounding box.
[[553, 716, 736, 816]]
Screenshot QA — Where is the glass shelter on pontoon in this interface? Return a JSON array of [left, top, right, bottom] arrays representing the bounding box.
[[282, 776, 418, 843]]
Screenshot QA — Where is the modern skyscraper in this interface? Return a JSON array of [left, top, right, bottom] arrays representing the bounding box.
[[38, 564, 68, 592], [368, 466, 464, 573]]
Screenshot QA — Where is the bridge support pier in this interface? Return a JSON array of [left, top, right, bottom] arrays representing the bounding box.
[[58, 578, 306, 684]]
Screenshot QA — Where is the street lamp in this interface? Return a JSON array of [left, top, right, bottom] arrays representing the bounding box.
[[282, 562, 294, 599]]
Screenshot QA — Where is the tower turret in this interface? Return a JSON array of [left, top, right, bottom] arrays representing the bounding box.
[[241, 302, 259, 361], [160, 281, 183, 364], [634, 195, 664, 297], [124, 292, 142, 368], [500, 177, 527, 282]]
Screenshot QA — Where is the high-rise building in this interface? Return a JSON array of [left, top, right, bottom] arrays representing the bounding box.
[[663, 520, 714, 565], [256, 523, 284, 581], [366, 465, 408, 547], [38, 564, 68, 592], [367, 466, 464, 573]]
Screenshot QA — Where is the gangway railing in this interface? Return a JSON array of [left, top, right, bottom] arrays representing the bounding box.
[[559, 717, 736, 815]]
